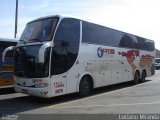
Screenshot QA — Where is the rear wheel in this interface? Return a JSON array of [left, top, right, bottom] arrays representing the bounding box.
[[140, 70, 146, 83], [133, 71, 140, 84], [79, 76, 92, 97]]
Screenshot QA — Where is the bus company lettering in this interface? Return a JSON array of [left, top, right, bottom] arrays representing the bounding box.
[[97, 47, 115, 58], [53, 82, 64, 88]]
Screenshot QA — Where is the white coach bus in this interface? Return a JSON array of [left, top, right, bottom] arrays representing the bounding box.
[[2, 15, 155, 98]]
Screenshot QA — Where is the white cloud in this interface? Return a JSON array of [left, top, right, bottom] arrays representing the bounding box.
[[0, 0, 160, 49]]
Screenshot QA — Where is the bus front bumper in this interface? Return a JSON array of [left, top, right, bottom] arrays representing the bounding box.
[[14, 84, 52, 98]]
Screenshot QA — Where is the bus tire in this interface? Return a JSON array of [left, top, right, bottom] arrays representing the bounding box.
[[140, 70, 146, 83], [133, 71, 140, 84], [79, 76, 92, 97]]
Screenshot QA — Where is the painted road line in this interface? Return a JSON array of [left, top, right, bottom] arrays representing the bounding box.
[[47, 80, 153, 109], [48, 101, 160, 109], [0, 93, 27, 100]]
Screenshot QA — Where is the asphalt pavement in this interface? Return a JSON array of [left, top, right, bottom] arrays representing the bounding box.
[[0, 70, 160, 119]]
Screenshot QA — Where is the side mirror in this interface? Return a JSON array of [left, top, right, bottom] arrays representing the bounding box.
[[2, 46, 16, 62], [39, 42, 54, 63]]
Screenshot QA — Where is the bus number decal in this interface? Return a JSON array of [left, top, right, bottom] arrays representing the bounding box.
[[54, 82, 64, 94], [55, 89, 63, 94], [53, 82, 64, 88]]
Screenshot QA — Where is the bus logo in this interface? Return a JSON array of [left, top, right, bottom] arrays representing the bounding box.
[[97, 47, 104, 58], [97, 47, 115, 58]]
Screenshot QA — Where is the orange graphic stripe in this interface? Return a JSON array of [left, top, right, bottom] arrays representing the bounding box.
[[0, 79, 14, 87]]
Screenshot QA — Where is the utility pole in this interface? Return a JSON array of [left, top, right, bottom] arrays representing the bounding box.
[[14, 0, 18, 38]]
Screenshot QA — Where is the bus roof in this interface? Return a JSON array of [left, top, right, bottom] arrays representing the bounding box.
[[27, 15, 61, 24], [26, 15, 155, 43]]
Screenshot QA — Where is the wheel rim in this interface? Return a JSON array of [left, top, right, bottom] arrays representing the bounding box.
[[79, 77, 92, 96], [83, 81, 90, 93]]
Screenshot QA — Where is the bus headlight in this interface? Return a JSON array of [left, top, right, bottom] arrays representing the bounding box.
[[35, 83, 48, 88]]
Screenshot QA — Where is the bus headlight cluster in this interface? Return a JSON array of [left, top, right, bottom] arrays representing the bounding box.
[[35, 83, 48, 88]]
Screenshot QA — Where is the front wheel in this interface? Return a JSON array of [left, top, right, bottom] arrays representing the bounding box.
[[79, 76, 92, 97]]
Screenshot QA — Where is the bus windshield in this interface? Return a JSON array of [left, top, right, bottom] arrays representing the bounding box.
[[14, 45, 50, 78], [20, 17, 59, 43]]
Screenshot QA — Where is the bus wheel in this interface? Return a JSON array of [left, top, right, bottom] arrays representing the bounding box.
[[133, 71, 140, 84], [79, 76, 92, 97], [140, 70, 146, 83]]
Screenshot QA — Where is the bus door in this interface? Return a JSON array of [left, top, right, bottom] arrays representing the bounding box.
[[51, 73, 67, 96], [50, 47, 68, 96], [50, 18, 80, 96]]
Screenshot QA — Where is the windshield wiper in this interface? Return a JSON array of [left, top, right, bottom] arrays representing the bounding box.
[[19, 39, 26, 44], [30, 38, 39, 41], [29, 38, 44, 43]]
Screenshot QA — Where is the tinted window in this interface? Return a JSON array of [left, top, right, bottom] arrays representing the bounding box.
[[135, 37, 145, 50], [119, 34, 134, 48], [144, 40, 155, 51], [20, 17, 59, 43], [51, 18, 80, 75], [14, 45, 50, 78], [135, 37, 154, 51], [25, 46, 50, 77], [82, 21, 154, 51], [82, 22, 125, 47], [112, 31, 124, 47], [83, 22, 117, 46]]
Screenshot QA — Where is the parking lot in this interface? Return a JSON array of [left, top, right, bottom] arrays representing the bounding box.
[[0, 70, 160, 119]]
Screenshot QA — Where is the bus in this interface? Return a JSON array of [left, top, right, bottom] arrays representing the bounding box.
[[2, 15, 155, 98], [0, 38, 17, 88]]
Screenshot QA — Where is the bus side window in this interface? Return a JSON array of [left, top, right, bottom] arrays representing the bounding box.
[[119, 34, 134, 48], [144, 40, 155, 51], [135, 37, 145, 50], [82, 22, 116, 46]]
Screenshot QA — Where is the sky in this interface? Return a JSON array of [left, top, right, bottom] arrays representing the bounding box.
[[0, 0, 160, 49]]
